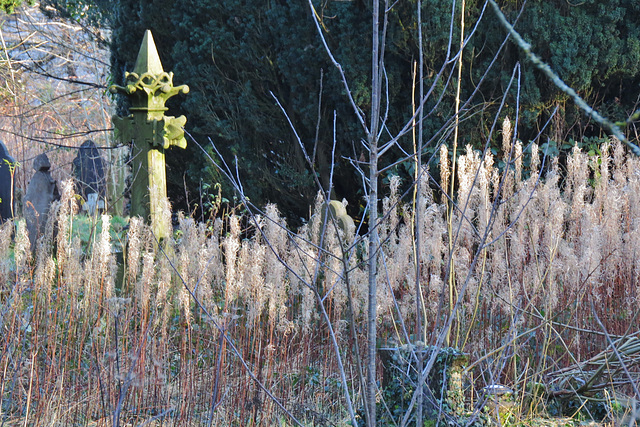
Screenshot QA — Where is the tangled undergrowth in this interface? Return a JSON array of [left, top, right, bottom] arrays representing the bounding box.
[[0, 138, 638, 425]]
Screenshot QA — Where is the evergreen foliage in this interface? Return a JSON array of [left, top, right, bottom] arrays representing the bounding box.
[[0, 0, 32, 14], [107, 0, 640, 222], [39, 0, 111, 25], [502, 0, 640, 136]]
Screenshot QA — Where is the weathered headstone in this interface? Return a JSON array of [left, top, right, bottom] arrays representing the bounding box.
[[73, 140, 107, 214], [320, 199, 355, 238], [73, 139, 106, 198], [24, 153, 60, 251], [0, 141, 16, 222]]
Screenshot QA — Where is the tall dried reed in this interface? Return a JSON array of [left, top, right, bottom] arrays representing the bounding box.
[[0, 139, 638, 424]]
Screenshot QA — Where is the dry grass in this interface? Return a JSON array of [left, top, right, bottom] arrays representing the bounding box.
[[0, 137, 638, 425]]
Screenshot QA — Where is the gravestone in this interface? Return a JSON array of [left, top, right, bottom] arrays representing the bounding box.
[[320, 200, 355, 238], [73, 140, 106, 214], [24, 153, 60, 251], [0, 141, 16, 222]]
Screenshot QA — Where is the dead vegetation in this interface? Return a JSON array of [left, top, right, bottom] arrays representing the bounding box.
[[0, 137, 638, 425]]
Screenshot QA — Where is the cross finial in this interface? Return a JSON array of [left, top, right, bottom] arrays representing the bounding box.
[[133, 30, 164, 75]]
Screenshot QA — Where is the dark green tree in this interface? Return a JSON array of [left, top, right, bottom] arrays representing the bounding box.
[[106, 0, 640, 222], [496, 0, 640, 140], [111, 0, 386, 221]]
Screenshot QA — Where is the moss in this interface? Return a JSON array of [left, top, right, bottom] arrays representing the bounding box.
[[379, 344, 469, 425]]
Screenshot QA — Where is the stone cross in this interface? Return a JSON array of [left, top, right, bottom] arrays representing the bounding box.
[[110, 30, 189, 239], [0, 141, 16, 222]]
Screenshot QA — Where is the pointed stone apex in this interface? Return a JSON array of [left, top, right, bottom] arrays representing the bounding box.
[[133, 30, 164, 75]]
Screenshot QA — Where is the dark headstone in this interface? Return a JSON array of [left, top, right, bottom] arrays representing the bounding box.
[[72, 140, 106, 208], [24, 153, 60, 251], [0, 141, 16, 222]]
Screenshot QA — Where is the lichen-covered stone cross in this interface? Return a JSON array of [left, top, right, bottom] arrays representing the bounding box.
[[110, 30, 189, 240]]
